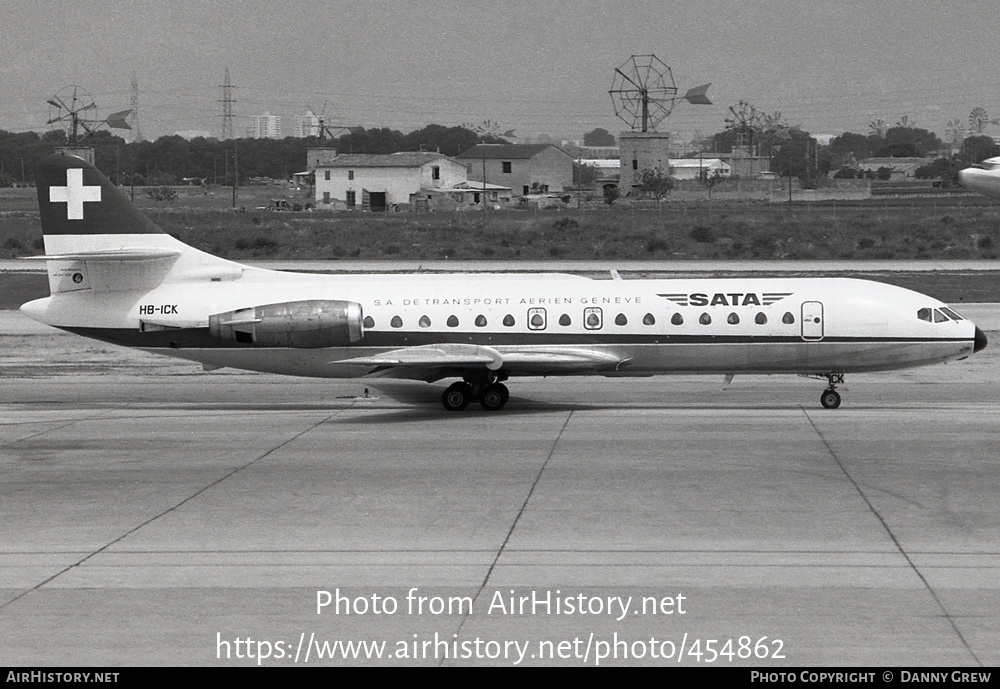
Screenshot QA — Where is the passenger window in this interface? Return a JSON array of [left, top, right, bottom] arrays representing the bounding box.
[[755, 312, 767, 325], [933, 309, 948, 323], [528, 307, 546, 330], [559, 314, 571, 326], [503, 314, 515, 327], [643, 313, 655, 325], [917, 308, 932, 322], [475, 315, 487, 327], [390, 315, 402, 328], [782, 312, 795, 324], [584, 307, 603, 330], [363, 316, 375, 328], [446, 315, 459, 327], [699, 312, 712, 325], [615, 313, 628, 326], [671, 312, 683, 326], [727, 312, 740, 325], [418, 315, 431, 328]]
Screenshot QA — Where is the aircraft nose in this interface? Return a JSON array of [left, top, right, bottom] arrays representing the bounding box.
[[974, 326, 988, 353]]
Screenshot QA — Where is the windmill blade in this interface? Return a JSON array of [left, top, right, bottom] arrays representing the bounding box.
[[613, 67, 643, 91]]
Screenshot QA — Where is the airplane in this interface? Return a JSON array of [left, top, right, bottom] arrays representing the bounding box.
[[959, 156, 1000, 198], [20, 153, 987, 411]]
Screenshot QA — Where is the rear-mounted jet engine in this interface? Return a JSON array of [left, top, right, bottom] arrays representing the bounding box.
[[209, 300, 363, 347]]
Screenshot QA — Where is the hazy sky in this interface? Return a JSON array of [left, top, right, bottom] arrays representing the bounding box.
[[4, 0, 1000, 144]]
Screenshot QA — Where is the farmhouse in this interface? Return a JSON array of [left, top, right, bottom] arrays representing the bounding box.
[[456, 144, 574, 197], [411, 181, 513, 211], [314, 152, 467, 211]]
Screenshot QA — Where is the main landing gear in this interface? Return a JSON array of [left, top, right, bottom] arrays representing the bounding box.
[[820, 373, 844, 409], [441, 373, 510, 412]]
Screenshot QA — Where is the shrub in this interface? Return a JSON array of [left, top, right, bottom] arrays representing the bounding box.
[[690, 225, 715, 243], [552, 217, 579, 230], [645, 237, 669, 253]]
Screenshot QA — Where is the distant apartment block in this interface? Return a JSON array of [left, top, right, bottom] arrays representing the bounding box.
[[251, 112, 282, 139], [295, 110, 321, 138]]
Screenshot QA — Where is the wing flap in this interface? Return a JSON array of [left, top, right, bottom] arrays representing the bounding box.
[[338, 343, 504, 369]]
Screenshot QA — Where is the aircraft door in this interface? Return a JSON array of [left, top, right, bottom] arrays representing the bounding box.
[[801, 301, 824, 340]]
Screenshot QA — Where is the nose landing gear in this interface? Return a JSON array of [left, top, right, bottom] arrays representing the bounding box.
[[820, 373, 844, 409]]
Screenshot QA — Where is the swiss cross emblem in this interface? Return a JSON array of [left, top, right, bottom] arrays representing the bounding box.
[[49, 168, 101, 220]]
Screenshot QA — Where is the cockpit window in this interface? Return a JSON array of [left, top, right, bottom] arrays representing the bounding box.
[[933, 309, 948, 323], [940, 307, 964, 321], [917, 308, 932, 322]]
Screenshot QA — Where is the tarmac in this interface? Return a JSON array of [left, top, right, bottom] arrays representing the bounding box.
[[1, 310, 999, 666]]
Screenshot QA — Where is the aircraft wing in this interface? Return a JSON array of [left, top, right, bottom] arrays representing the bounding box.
[[337, 343, 626, 381]]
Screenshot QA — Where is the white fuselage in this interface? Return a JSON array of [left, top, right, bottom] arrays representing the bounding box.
[[21, 264, 980, 380]]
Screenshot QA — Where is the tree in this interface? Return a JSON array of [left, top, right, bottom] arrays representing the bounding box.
[[875, 126, 943, 158], [960, 135, 1000, 164], [915, 157, 960, 187], [827, 131, 874, 167], [574, 162, 598, 186], [638, 168, 673, 201], [698, 169, 724, 199], [770, 129, 815, 178], [583, 128, 616, 146], [403, 125, 483, 156]]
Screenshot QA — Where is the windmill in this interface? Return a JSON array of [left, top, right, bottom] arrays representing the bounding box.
[[869, 118, 888, 138], [309, 101, 359, 143], [465, 119, 515, 141], [946, 119, 966, 148], [969, 107, 989, 135], [724, 100, 766, 155], [724, 101, 800, 178], [609, 54, 711, 132], [46, 85, 131, 144]]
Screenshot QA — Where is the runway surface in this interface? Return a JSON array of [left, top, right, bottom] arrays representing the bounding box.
[[2, 313, 999, 666]]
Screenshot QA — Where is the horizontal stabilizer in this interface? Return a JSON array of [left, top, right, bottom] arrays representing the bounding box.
[[22, 248, 181, 261]]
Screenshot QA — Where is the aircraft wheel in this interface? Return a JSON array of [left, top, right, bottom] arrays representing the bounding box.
[[479, 383, 510, 411], [820, 389, 842, 409], [442, 383, 472, 411]]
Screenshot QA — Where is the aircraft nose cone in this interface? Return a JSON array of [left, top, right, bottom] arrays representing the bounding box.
[[974, 326, 988, 353]]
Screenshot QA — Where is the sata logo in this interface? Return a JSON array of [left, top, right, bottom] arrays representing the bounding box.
[[658, 292, 792, 306]]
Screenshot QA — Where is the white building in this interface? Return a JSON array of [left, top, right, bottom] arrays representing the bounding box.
[[251, 111, 282, 139], [668, 158, 731, 180], [314, 152, 468, 211]]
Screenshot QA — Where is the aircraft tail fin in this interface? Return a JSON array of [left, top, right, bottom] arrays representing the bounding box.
[[31, 153, 243, 294]]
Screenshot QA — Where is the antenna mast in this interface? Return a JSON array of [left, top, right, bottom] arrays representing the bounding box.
[[129, 72, 143, 143], [220, 68, 236, 140]]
